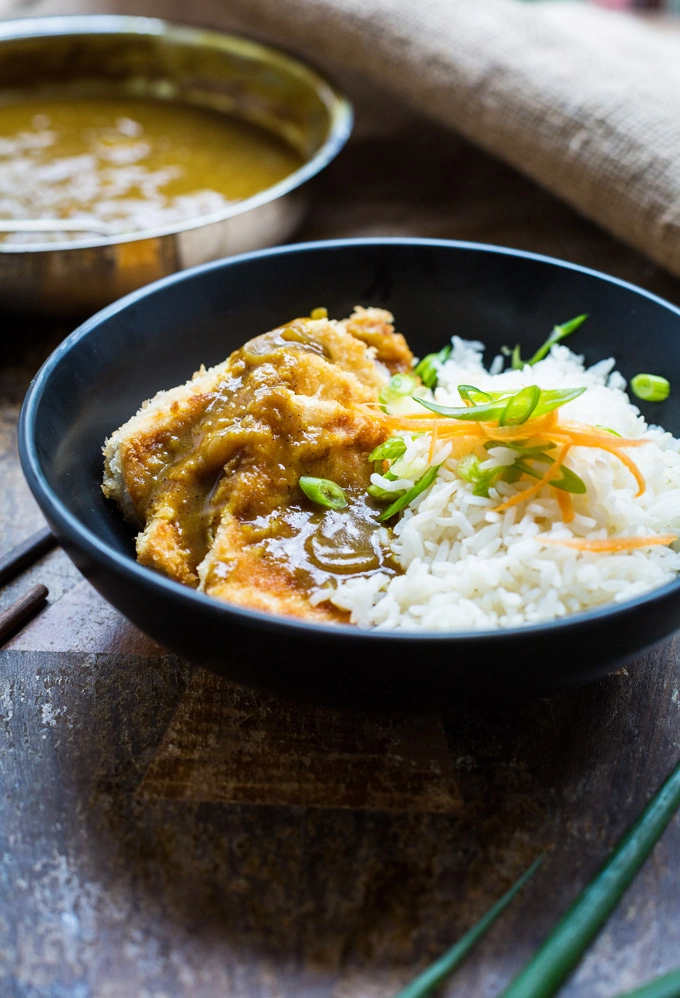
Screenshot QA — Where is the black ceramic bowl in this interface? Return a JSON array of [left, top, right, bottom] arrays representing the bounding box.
[[19, 239, 680, 708]]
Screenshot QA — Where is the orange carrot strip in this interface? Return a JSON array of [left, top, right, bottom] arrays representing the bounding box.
[[428, 420, 440, 463], [555, 488, 575, 524], [381, 411, 649, 503], [540, 534, 677, 552], [608, 449, 646, 497], [478, 411, 559, 441], [551, 433, 646, 496], [494, 443, 571, 512], [550, 429, 648, 449]]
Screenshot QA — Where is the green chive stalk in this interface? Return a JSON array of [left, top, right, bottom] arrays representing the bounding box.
[[393, 855, 543, 998], [630, 374, 671, 403], [613, 968, 680, 998], [501, 756, 680, 998]]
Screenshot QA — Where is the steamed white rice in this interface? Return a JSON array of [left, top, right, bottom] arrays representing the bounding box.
[[318, 337, 680, 631]]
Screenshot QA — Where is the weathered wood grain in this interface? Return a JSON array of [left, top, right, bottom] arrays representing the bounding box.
[[138, 671, 462, 812]]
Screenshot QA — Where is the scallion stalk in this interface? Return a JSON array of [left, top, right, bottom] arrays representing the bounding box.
[[500, 755, 680, 998], [416, 386, 584, 422], [379, 465, 439, 521], [612, 967, 680, 998], [499, 385, 540, 426], [299, 476, 348, 510], [630, 374, 671, 403], [370, 437, 408, 462], [508, 314, 589, 369], [380, 373, 420, 407], [393, 855, 543, 998], [414, 345, 452, 389]]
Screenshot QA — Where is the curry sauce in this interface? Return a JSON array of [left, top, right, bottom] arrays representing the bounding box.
[[0, 96, 303, 241], [102, 308, 413, 622]]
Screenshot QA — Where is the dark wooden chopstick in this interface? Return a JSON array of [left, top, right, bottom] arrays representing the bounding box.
[[0, 583, 49, 644], [0, 526, 57, 587], [0, 527, 57, 644]]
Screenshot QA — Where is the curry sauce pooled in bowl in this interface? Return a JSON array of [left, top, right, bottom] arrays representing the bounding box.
[[102, 308, 680, 629], [0, 96, 303, 242]]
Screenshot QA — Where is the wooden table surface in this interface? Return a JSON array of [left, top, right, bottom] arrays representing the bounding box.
[[2, 26, 680, 998]]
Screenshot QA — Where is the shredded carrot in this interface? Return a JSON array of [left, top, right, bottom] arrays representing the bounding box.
[[553, 420, 648, 447], [478, 411, 559, 441], [379, 405, 652, 505], [555, 488, 575, 523], [494, 443, 571, 512], [428, 420, 440, 463], [384, 416, 484, 436], [540, 534, 677, 552]]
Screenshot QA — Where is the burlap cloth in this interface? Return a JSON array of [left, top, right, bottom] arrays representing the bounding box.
[[2, 0, 679, 275]]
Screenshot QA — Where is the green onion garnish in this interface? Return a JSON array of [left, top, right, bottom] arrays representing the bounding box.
[[416, 386, 584, 422], [379, 373, 420, 407], [630, 373, 671, 403], [457, 454, 519, 497], [299, 476, 348, 510], [512, 455, 586, 494], [612, 967, 680, 998], [507, 314, 589, 370], [369, 437, 408, 462], [414, 345, 452, 389], [484, 440, 557, 456], [458, 384, 497, 405], [456, 453, 482, 484], [500, 754, 680, 998], [379, 465, 440, 521], [367, 482, 407, 502], [393, 855, 543, 998], [416, 396, 509, 421], [529, 387, 586, 418], [547, 464, 587, 494], [499, 385, 541, 426]]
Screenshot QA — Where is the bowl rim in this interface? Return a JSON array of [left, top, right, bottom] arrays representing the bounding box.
[[0, 14, 353, 254], [18, 236, 680, 645]]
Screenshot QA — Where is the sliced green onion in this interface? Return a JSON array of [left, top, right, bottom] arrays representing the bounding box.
[[456, 453, 482, 484], [484, 440, 557, 456], [596, 425, 622, 437], [299, 476, 348, 510], [500, 385, 541, 426], [512, 455, 556, 478], [393, 855, 543, 998], [416, 396, 509, 421], [500, 754, 680, 998], [370, 437, 408, 462], [510, 344, 523, 370], [530, 387, 586, 418], [380, 373, 420, 407], [548, 464, 587, 494], [416, 386, 584, 422], [512, 456, 586, 495], [612, 967, 680, 998], [630, 374, 671, 403], [458, 384, 496, 405], [367, 483, 407, 502], [414, 345, 452, 389], [458, 454, 521, 497], [474, 466, 515, 497], [379, 465, 440, 521], [509, 314, 589, 370]]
